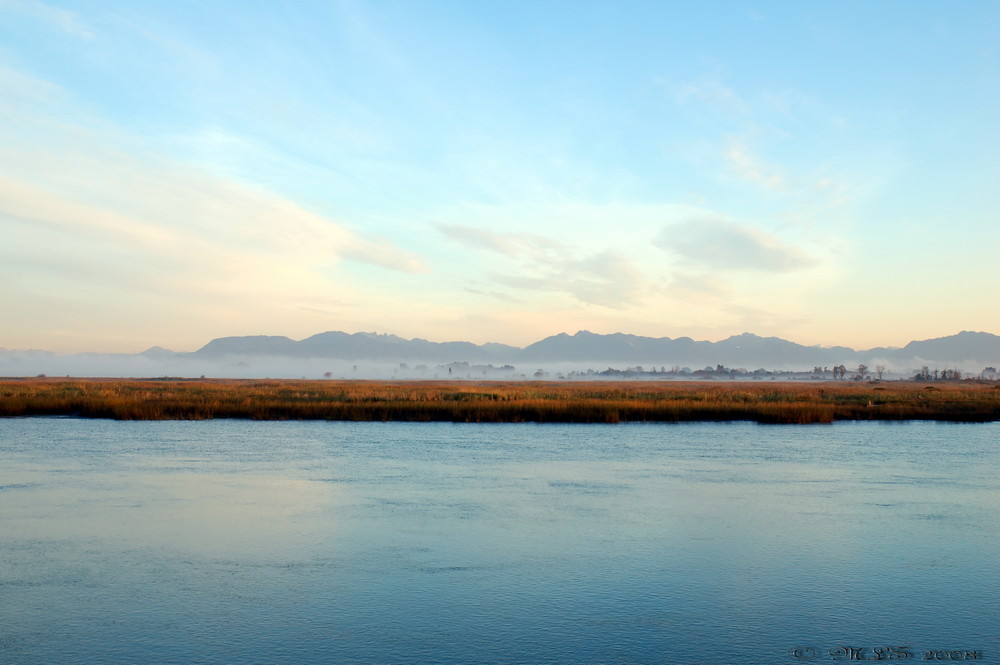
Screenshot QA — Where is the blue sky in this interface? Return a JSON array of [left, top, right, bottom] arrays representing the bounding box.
[[1, 0, 997, 352]]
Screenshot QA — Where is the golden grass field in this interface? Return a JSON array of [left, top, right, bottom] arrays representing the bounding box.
[[2, 378, 1000, 424]]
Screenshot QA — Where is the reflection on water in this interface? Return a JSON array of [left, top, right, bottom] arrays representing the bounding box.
[[0, 419, 997, 665]]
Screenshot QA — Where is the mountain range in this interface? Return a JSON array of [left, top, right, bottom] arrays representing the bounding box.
[[4, 330, 998, 379], [188, 329, 1000, 369]]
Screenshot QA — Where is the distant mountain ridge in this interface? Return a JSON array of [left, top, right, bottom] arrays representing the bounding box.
[[196, 331, 519, 363], [190, 329, 1000, 368], [5, 330, 999, 379]]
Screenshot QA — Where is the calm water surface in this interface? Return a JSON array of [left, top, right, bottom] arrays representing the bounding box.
[[0, 419, 997, 665]]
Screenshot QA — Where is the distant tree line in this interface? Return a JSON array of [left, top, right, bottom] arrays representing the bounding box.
[[912, 366, 963, 381]]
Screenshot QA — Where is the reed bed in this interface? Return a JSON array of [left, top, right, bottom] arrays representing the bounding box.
[[2, 378, 1000, 424]]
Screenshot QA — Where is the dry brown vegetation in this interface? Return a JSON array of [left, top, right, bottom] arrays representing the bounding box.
[[2, 378, 1000, 424]]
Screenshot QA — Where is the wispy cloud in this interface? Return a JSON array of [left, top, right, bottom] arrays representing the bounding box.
[[0, 66, 61, 108], [0, 0, 93, 38], [342, 238, 429, 274], [0, 68, 426, 276], [493, 250, 648, 309], [675, 77, 749, 117], [437, 223, 569, 259], [654, 216, 813, 272], [673, 77, 831, 196], [666, 271, 732, 301], [463, 287, 522, 303], [726, 140, 785, 190], [0, 161, 428, 277], [437, 222, 651, 309]]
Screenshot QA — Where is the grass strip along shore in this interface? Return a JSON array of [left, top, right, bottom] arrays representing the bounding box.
[[3, 378, 1000, 424]]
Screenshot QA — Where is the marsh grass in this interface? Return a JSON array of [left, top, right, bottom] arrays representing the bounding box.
[[2, 378, 1000, 424]]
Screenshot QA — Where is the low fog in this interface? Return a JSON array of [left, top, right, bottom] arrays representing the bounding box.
[[1, 349, 993, 382]]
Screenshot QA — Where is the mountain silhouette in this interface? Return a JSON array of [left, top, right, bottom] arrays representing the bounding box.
[[188, 329, 1000, 368], [194, 331, 519, 362]]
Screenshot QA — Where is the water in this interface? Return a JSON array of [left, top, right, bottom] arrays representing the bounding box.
[[0, 419, 997, 665]]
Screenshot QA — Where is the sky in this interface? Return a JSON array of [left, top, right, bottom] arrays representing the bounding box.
[[1, 0, 998, 353]]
